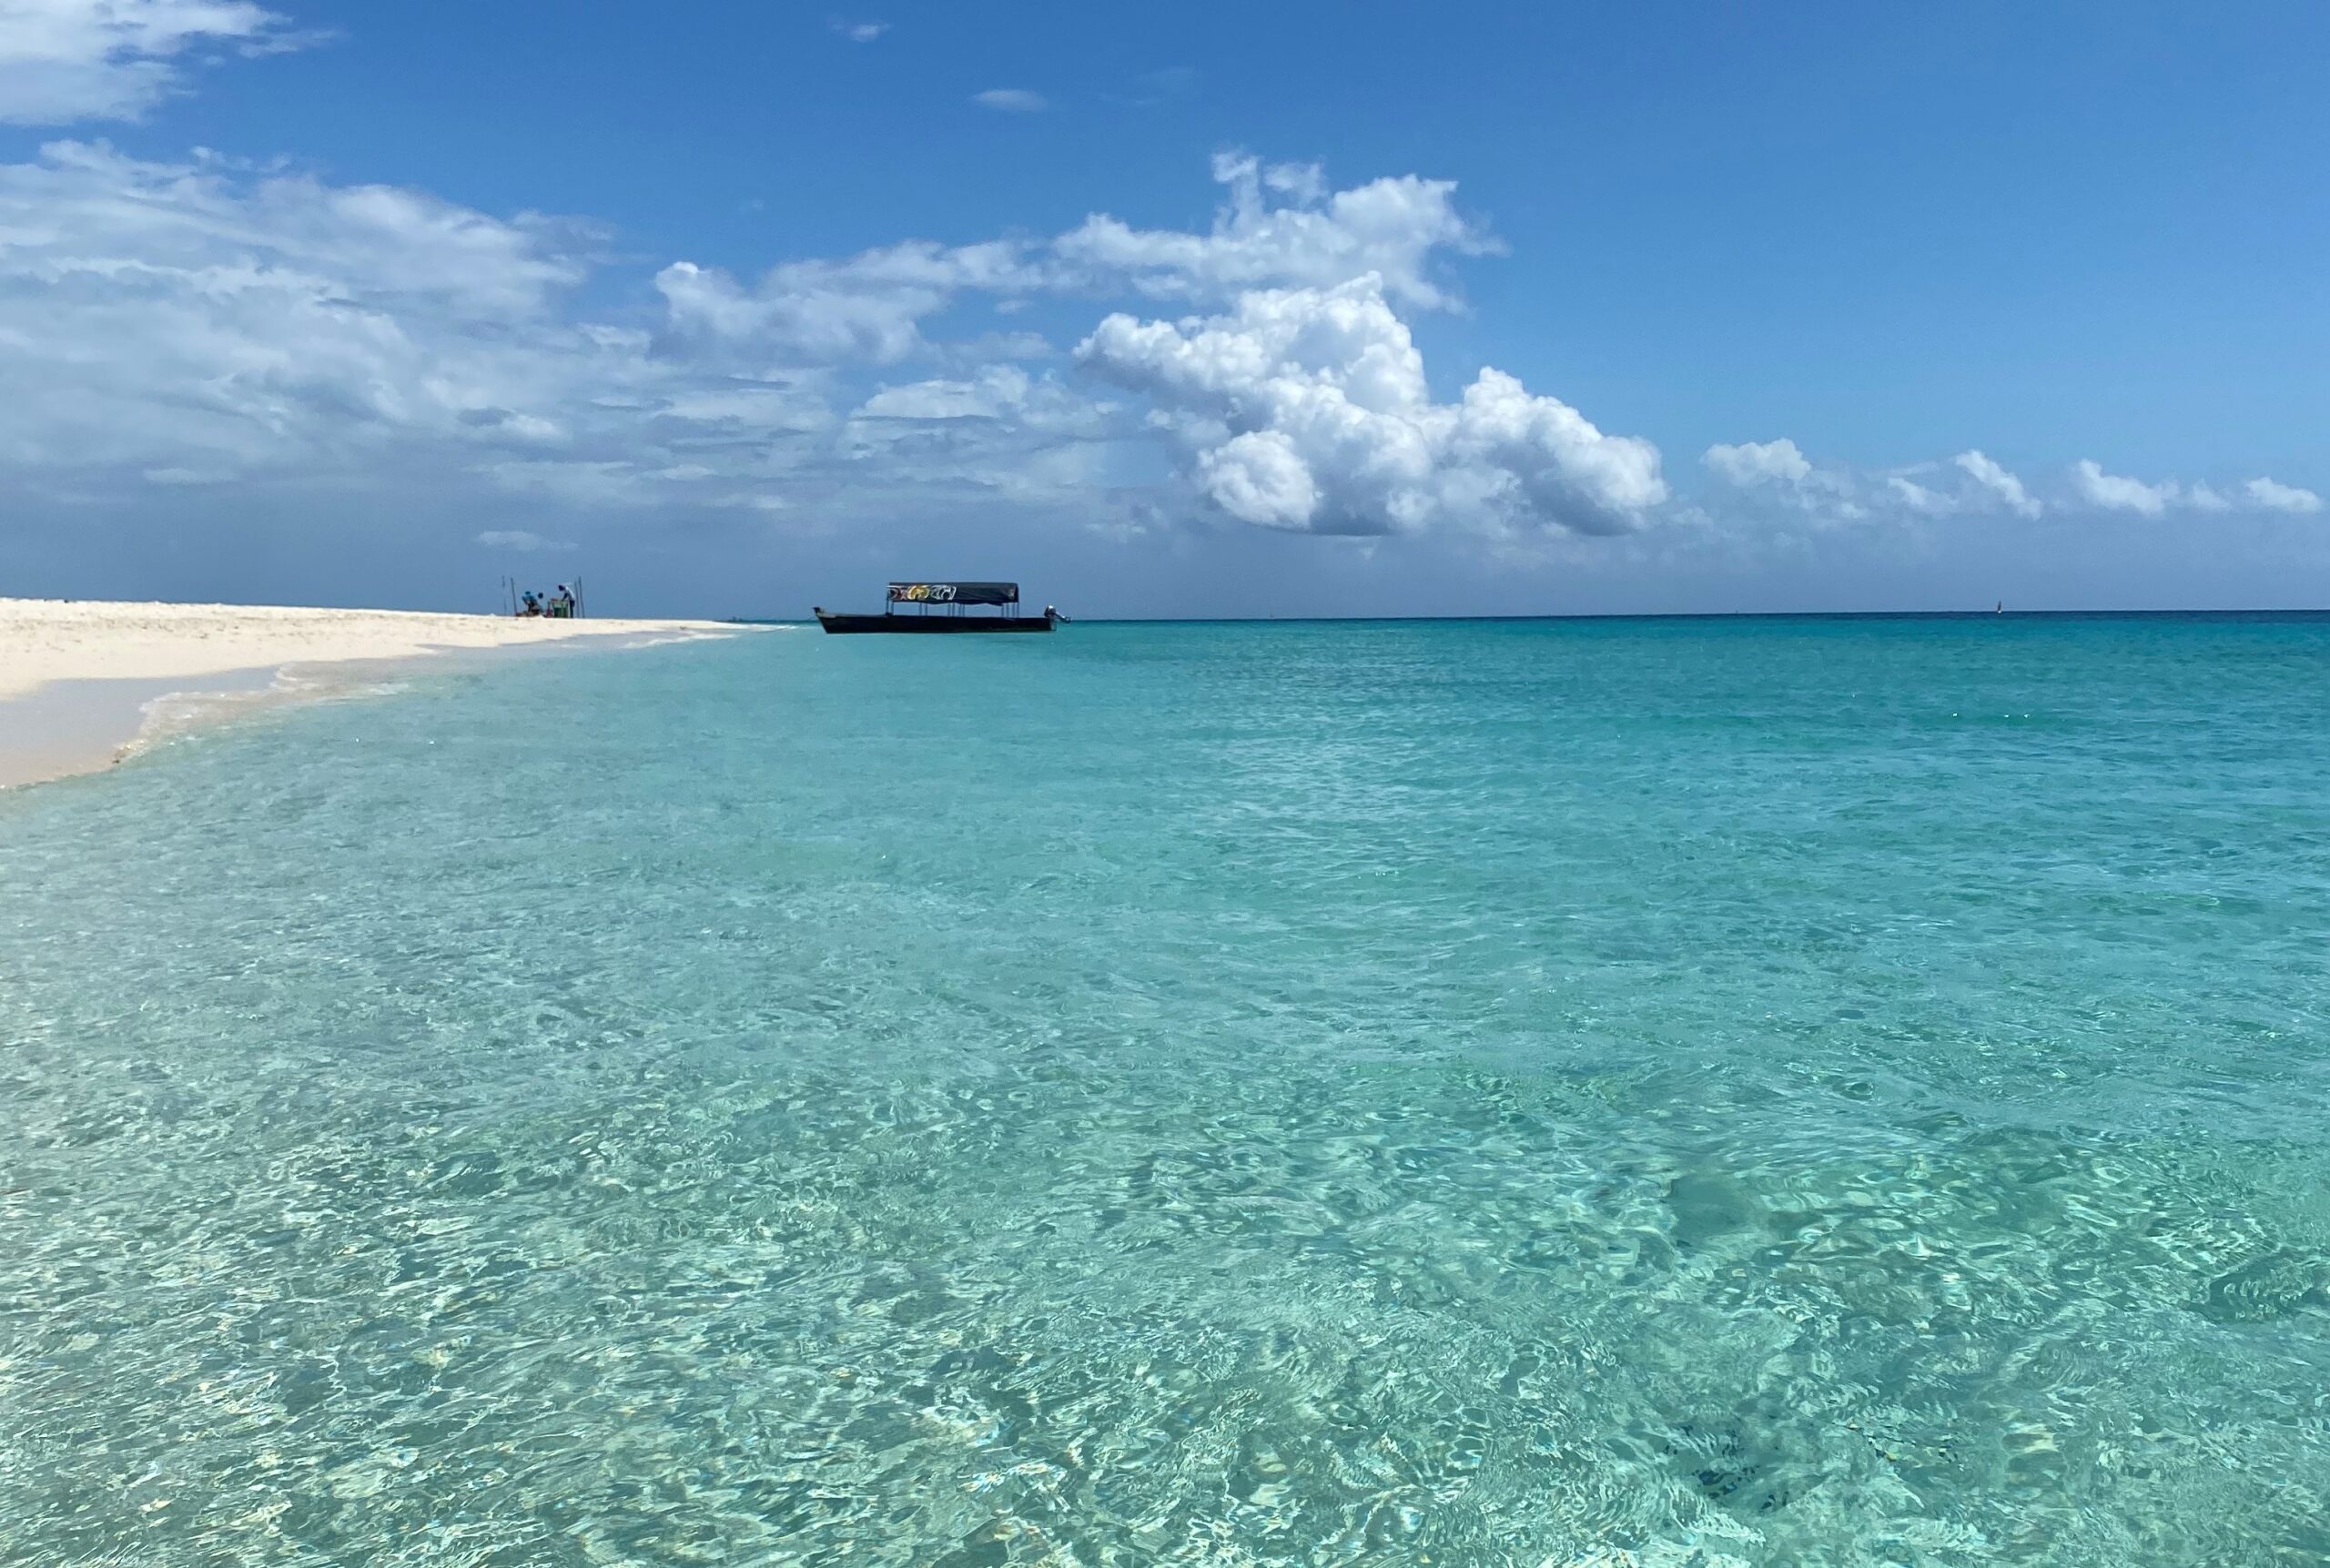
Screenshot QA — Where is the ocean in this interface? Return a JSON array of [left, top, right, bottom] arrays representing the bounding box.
[[3, 615, 2327, 1565]]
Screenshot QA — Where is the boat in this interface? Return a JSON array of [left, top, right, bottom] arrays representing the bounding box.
[[815, 582, 1061, 634]]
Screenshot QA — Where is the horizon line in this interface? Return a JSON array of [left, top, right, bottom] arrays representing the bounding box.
[[728, 605, 2330, 625]]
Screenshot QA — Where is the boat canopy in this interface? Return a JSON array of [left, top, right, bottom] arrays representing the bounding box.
[[887, 582, 1018, 606]]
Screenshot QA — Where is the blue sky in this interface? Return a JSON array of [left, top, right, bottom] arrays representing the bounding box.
[[0, 1, 2324, 616]]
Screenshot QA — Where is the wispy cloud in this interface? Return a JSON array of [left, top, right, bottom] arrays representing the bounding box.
[[828, 17, 886, 43], [1887, 475, 1955, 516], [4, 117, 2315, 561], [1111, 66, 1198, 107], [0, 141, 1670, 543], [1954, 449, 2041, 518], [0, 0, 310, 125], [972, 88, 1047, 113], [476, 530, 574, 553]]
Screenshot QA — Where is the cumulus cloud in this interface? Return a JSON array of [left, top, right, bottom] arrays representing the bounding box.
[[1699, 440, 2050, 527], [2065, 463, 2319, 518], [1953, 449, 2041, 518], [2070, 459, 2175, 517], [5, 142, 1560, 537], [972, 88, 1047, 112], [1699, 437, 1879, 526], [1725, 454, 2325, 526], [1705, 439, 1811, 488], [12, 118, 2309, 567], [1054, 151, 1493, 310], [2246, 476, 2323, 514], [654, 149, 1501, 369], [0, 0, 301, 125], [1078, 275, 1664, 537]]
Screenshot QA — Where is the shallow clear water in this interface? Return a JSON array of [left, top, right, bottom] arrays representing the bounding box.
[[4, 616, 2328, 1566]]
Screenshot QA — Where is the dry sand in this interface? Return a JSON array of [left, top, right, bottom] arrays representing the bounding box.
[[0, 598, 754, 788]]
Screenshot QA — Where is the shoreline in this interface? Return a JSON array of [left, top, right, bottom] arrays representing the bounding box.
[[0, 600, 761, 791]]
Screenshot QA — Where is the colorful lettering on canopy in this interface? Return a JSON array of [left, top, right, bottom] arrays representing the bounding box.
[[886, 582, 1019, 606]]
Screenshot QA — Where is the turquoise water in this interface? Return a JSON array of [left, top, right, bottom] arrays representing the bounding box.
[[4, 616, 2329, 1566]]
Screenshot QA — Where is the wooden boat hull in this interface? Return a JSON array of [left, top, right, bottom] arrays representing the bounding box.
[[816, 612, 1055, 634]]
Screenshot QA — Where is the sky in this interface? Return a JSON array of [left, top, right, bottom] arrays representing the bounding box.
[[0, 1, 2324, 618]]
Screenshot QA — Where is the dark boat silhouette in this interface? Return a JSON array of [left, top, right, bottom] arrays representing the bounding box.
[[816, 582, 1060, 634]]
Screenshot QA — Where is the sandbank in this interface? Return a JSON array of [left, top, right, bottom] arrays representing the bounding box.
[[0, 598, 754, 789]]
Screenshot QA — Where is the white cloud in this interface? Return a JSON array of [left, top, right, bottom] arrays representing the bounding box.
[[653, 150, 1500, 371], [653, 381, 833, 432], [2064, 466, 2319, 518], [0, 139, 1148, 529], [2246, 476, 2322, 514], [1698, 437, 1876, 526], [1700, 440, 2048, 528], [856, 366, 1033, 421], [1705, 439, 1810, 488], [0, 143, 968, 526], [1118, 66, 1198, 106], [475, 529, 572, 552], [1053, 150, 1493, 310], [2071, 459, 2174, 517], [1873, 455, 2037, 521], [1887, 475, 1955, 515], [1261, 160, 1326, 205], [0, 4, 1576, 560], [845, 368, 1114, 467], [653, 239, 1035, 364], [1711, 448, 2317, 530], [15, 128, 2305, 567], [0, 142, 612, 482], [0, 0, 299, 125], [1953, 449, 2041, 518], [1077, 275, 1664, 537]]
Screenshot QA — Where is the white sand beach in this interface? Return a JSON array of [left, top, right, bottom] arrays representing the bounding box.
[[0, 598, 749, 788]]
